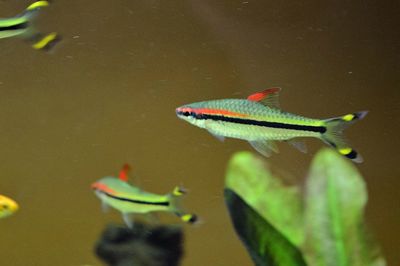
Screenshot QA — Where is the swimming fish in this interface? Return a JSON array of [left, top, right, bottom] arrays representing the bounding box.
[[91, 164, 197, 228], [0, 194, 19, 219], [0, 1, 61, 50], [176, 88, 368, 162]]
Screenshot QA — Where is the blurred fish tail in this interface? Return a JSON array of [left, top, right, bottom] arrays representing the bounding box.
[[168, 186, 198, 224], [30, 32, 61, 51]]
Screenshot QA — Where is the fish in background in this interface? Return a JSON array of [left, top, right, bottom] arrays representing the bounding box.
[[0, 1, 61, 51], [0, 194, 18, 219], [176, 88, 368, 163], [91, 164, 198, 228]]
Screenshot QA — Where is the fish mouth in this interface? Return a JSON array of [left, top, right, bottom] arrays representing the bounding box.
[[175, 107, 192, 117], [91, 182, 100, 191]]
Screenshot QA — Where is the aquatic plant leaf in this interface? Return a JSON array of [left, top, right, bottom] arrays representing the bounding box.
[[225, 151, 303, 246], [225, 189, 307, 266], [304, 148, 386, 266]]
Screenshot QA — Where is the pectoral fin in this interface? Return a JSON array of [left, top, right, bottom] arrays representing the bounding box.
[[101, 201, 110, 213], [207, 130, 225, 142], [249, 140, 279, 157]]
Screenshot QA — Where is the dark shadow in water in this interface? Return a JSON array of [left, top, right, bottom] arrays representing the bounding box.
[[95, 223, 184, 266]]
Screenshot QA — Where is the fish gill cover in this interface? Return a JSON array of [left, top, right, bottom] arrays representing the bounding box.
[[224, 149, 386, 266]]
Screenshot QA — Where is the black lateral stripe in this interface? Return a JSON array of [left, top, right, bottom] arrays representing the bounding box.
[[196, 113, 326, 133], [0, 22, 29, 32], [100, 191, 170, 206]]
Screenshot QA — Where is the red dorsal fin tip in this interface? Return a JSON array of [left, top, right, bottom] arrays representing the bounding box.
[[118, 164, 131, 182], [247, 87, 281, 102]]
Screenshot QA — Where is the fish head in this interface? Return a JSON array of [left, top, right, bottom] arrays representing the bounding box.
[[175, 104, 207, 128], [91, 178, 118, 194], [0, 195, 19, 219]]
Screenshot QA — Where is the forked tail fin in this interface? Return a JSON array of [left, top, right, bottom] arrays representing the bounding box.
[[21, 1, 50, 20], [169, 186, 198, 224], [321, 111, 368, 163], [21, 1, 62, 51]]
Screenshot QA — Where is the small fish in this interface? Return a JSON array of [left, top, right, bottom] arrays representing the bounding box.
[[0, 194, 19, 219], [176, 88, 368, 162], [0, 1, 61, 50], [91, 164, 198, 228]]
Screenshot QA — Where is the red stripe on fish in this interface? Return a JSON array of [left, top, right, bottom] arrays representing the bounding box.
[[91, 182, 117, 195]]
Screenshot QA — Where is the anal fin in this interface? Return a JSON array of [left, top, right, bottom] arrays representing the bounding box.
[[287, 139, 307, 153], [249, 140, 279, 157]]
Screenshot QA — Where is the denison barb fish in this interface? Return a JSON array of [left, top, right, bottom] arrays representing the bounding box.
[[91, 164, 198, 228], [176, 88, 367, 162]]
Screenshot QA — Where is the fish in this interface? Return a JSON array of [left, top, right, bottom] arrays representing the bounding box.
[[0, 194, 19, 219], [176, 87, 368, 163], [0, 1, 61, 50], [91, 164, 198, 228]]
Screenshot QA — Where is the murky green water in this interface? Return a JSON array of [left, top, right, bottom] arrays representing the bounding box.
[[0, 1, 399, 265]]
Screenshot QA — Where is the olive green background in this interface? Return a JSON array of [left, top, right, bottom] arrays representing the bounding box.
[[0, 1, 398, 265]]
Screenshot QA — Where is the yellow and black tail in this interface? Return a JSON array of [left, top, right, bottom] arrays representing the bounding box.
[[23, 1, 62, 51], [169, 186, 198, 224], [30, 32, 61, 51], [322, 111, 368, 163]]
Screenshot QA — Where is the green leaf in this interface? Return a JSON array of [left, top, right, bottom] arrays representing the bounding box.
[[224, 189, 307, 266], [225, 151, 303, 246], [304, 148, 386, 266]]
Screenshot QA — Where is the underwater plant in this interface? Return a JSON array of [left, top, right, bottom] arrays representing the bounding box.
[[224, 149, 386, 266]]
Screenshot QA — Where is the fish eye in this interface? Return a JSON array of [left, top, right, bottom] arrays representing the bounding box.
[[183, 111, 190, 116], [2, 204, 9, 210]]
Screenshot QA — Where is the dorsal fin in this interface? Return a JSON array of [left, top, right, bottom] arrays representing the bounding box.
[[118, 164, 131, 182], [247, 87, 281, 109]]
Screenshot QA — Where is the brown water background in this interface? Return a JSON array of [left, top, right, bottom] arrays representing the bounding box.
[[0, 1, 399, 265]]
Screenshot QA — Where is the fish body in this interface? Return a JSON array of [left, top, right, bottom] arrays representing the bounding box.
[[176, 88, 367, 162], [0, 195, 19, 219], [93, 177, 172, 214], [0, 1, 60, 50], [0, 16, 29, 39], [91, 165, 197, 227], [177, 98, 324, 140]]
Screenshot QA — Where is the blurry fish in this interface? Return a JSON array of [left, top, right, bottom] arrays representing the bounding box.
[[176, 88, 368, 162], [0, 1, 61, 50], [0, 194, 19, 219], [91, 164, 198, 228]]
